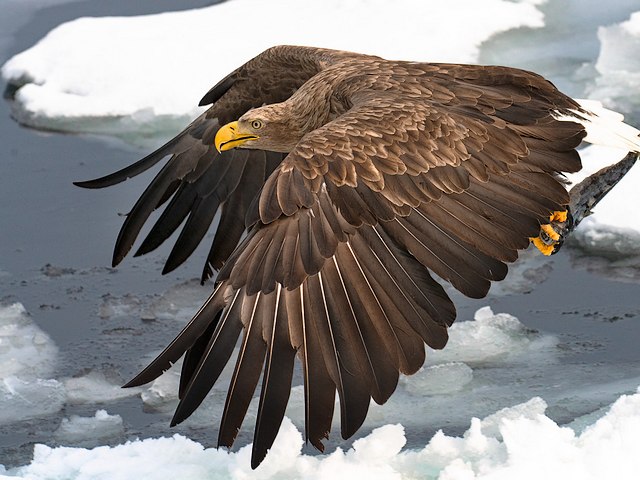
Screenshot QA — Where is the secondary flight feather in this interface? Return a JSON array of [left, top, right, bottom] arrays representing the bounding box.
[[74, 45, 640, 469]]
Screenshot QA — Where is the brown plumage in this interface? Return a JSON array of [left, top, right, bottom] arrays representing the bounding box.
[[75, 45, 597, 468]]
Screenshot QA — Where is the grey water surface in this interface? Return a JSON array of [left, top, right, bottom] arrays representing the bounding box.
[[1, 0, 639, 468]]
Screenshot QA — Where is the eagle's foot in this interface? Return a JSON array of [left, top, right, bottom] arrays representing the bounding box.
[[530, 210, 572, 255]]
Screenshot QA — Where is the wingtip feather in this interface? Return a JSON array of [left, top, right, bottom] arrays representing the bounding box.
[[556, 100, 640, 153]]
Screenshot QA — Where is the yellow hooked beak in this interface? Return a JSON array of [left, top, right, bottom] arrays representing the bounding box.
[[214, 121, 259, 153]]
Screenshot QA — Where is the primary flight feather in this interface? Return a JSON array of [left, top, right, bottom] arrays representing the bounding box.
[[74, 45, 640, 469]]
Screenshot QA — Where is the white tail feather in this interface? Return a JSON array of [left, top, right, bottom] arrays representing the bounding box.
[[553, 99, 640, 153]]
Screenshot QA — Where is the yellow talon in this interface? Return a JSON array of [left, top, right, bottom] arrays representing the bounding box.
[[530, 236, 555, 256], [550, 210, 568, 223], [541, 223, 561, 241], [530, 210, 569, 255]]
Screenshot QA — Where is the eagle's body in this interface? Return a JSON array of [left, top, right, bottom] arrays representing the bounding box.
[[75, 46, 640, 468]]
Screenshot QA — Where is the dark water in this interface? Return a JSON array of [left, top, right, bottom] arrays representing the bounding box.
[[1, 0, 639, 469], [0, 0, 222, 467]]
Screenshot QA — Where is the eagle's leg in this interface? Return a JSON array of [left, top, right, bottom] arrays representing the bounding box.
[[531, 151, 639, 256]]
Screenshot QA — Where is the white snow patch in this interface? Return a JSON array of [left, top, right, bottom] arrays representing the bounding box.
[[1, 0, 546, 137], [479, 396, 547, 438], [3, 390, 640, 479], [53, 410, 124, 447]]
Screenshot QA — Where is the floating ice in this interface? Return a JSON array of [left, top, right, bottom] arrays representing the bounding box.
[[361, 306, 563, 432], [140, 368, 181, 414], [0, 303, 65, 424], [400, 362, 474, 396], [479, 396, 547, 438], [64, 370, 142, 405], [0, 303, 58, 379], [426, 306, 557, 366], [53, 410, 124, 448], [1, 0, 545, 138], [98, 280, 206, 322], [3, 390, 640, 479], [0, 376, 66, 425], [588, 10, 640, 117]]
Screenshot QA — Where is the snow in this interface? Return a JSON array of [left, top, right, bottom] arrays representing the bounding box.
[[1, 0, 545, 137], [130, 305, 640, 447], [2, 391, 640, 479]]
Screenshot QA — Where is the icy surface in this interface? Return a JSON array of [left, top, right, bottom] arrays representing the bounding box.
[[98, 279, 204, 322], [0, 303, 57, 379], [588, 10, 640, 118], [426, 306, 557, 365], [53, 410, 124, 448], [0, 377, 66, 425], [2, 391, 640, 479], [130, 305, 640, 448], [0, 304, 140, 424], [1, 0, 545, 137], [63, 371, 142, 405], [0, 303, 65, 424], [2, 0, 640, 475]]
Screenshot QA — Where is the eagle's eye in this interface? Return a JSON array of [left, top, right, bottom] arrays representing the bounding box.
[[251, 120, 263, 130]]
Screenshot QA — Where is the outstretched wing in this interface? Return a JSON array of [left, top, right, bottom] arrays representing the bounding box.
[[124, 65, 587, 468], [74, 45, 361, 281]]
